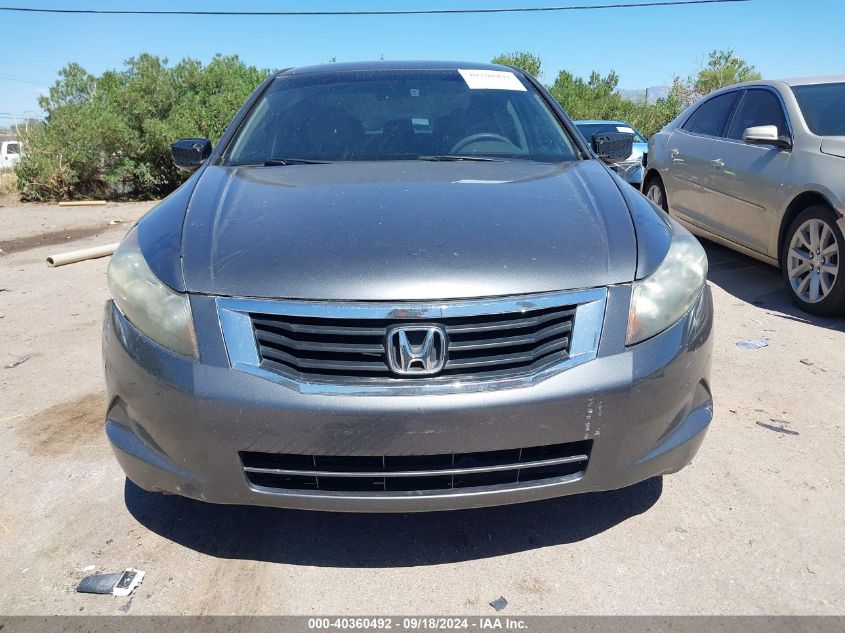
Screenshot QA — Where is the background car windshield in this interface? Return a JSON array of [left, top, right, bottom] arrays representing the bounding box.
[[225, 69, 579, 164], [576, 122, 647, 143], [792, 82, 845, 136]]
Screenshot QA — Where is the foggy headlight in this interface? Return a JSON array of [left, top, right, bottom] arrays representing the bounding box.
[[107, 226, 198, 357], [626, 229, 708, 345]]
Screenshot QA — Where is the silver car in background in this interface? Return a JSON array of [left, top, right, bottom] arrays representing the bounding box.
[[644, 76, 845, 315], [576, 120, 648, 188]]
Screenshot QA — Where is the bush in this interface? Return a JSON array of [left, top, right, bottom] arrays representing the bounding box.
[[0, 170, 17, 198], [16, 54, 268, 201]]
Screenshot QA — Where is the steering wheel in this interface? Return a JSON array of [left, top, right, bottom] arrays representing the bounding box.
[[450, 132, 513, 155]]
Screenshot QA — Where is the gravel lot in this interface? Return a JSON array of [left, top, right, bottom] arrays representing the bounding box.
[[0, 201, 843, 615]]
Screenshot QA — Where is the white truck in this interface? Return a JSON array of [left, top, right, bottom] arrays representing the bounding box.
[[0, 140, 22, 169]]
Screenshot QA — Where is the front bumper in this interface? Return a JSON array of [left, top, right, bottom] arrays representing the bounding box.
[[102, 285, 714, 512]]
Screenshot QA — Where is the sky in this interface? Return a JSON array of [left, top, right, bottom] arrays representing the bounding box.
[[1, 0, 844, 124]]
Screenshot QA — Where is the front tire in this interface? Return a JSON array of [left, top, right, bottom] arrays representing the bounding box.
[[781, 205, 844, 316], [644, 175, 668, 212]]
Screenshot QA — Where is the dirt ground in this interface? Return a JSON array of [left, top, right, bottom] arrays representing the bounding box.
[[0, 200, 843, 616]]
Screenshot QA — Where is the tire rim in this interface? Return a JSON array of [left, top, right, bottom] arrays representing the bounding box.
[[787, 218, 839, 303], [646, 183, 663, 208]]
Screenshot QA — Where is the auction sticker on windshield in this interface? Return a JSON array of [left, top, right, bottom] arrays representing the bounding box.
[[458, 69, 527, 91]]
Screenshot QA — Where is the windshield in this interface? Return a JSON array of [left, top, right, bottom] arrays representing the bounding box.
[[225, 69, 580, 164], [575, 122, 647, 144], [792, 82, 845, 136]]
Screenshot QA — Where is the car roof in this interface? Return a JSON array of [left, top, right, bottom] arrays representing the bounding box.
[[278, 60, 520, 76], [715, 75, 845, 91], [778, 75, 845, 87]]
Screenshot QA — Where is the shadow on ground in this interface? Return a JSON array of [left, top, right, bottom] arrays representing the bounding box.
[[702, 238, 845, 332], [125, 477, 662, 568]]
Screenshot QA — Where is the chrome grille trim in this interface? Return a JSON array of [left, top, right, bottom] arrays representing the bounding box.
[[239, 440, 593, 492], [242, 453, 589, 479], [217, 288, 607, 395]]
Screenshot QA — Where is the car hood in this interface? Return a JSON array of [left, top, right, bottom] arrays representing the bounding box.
[[181, 160, 636, 301]]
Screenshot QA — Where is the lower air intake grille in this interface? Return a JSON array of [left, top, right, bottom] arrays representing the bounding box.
[[241, 441, 591, 493]]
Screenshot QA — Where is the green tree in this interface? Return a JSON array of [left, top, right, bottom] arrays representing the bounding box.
[[694, 49, 761, 95], [491, 51, 542, 79], [16, 54, 268, 201], [548, 69, 682, 138], [491, 51, 683, 137]]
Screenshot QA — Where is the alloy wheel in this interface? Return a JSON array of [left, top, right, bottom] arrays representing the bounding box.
[[787, 218, 839, 303]]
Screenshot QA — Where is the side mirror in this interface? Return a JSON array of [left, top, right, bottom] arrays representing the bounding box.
[[592, 132, 634, 164], [171, 138, 212, 172], [743, 125, 792, 150]]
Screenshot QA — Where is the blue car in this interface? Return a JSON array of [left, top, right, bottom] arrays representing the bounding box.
[[575, 120, 648, 189]]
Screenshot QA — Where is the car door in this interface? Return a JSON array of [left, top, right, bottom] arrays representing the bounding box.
[[665, 91, 741, 230], [708, 88, 792, 255]]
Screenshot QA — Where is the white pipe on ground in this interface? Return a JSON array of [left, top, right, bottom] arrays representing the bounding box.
[[46, 242, 120, 267], [57, 200, 107, 207]]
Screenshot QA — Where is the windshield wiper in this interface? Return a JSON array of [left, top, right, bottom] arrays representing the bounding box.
[[417, 155, 504, 162], [263, 158, 331, 166]]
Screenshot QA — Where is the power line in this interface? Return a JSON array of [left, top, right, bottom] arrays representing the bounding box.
[[0, 72, 49, 86], [0, 114, 44, 120], [0, 0, 752, 17]]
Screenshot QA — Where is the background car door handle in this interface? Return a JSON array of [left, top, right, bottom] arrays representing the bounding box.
[[711, 158, 725, 169]]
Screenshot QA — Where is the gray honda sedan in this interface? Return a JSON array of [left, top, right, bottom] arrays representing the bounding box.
[[103, 61, 713, 512]]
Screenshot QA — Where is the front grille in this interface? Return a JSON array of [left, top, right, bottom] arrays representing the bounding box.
[[218, 289, 607, 394], [241, 441, 592, 493], [249, 303, 576, 383]]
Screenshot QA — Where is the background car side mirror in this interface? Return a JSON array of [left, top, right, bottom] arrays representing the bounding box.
[[743, 125, 792, 150], [171, 138, 212, 173], [592, 132, 634, 164]]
